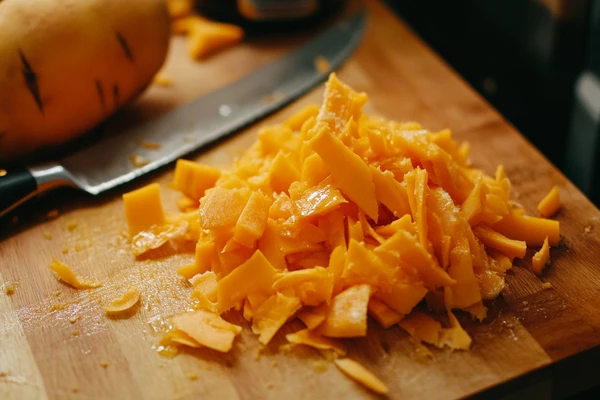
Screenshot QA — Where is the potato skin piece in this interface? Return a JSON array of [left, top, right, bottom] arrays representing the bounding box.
[[0, 0, 171, 162]]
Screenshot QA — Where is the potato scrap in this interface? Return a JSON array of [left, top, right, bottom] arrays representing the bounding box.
[[118, 74, 564, 394], [532, 236, 550, 275], [169, 310, 242, 353], [538, 186, 560, 218], [314, 56, 331, 74], [104, 286, 141, 315], [286, 329, 346, 356], [48, 258, 101, 289], [174, 16, 244, 60], [334, 358, 389, 395]]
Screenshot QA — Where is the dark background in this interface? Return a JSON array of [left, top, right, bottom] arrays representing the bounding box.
[[385, 0, 600, 207]]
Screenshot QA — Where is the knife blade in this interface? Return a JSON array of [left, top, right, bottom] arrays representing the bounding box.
[[0, 10, 366, 218]]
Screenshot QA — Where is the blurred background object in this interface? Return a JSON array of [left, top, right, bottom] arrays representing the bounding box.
[[385, 0, 600, 205], [195, 0, 344, 33]]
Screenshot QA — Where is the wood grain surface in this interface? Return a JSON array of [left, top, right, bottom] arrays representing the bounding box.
[[2, 1, 600, 399]]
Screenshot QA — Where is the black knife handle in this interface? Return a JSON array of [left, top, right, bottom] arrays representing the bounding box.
[[0, 167, 38, 218]]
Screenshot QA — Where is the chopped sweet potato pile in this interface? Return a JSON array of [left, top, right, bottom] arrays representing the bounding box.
[[122, 74, 562, 394]]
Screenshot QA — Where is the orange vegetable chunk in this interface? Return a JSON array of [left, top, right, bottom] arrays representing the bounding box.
[[473, 225, 527, 260], [334, 358, 388, 395], [199, 187, 249, 229], [493, 212, 560, 246], [123, 183, 165, 237], [298, 306, 327, 330], [375, 230, 455, 288], [445, 236, 482, 309], [293, 180, 347, 219], [269, 151, 300, 194], [171, 310, 242, 352], [370, 165, 410, 217], [532, 236, 551, 275], [398, 311, 442, 345], [216, 250, 277, 311], [368, 298, 404, 328], [48, 258, 101, 289], [172, 159, 221, 200], [438, 310, 472, 350], [537, 186, 561, 218], [344, 239, 394, 287], [285, 104, 320, 131], [286, 329, 346, 355], [309, 126, 378, 221], [316, 73, 368, 134], [405, 168, 431, 252], [257, 220, 286, 270], [252, 292, 301, 344], [301, 153, 329, 186], [319, 284, 371, 338], [234, 191, 271, 247], [374, 282, 428, 315]]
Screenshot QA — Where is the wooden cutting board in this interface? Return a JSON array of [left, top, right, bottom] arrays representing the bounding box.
[[2, 1, 600, 399]]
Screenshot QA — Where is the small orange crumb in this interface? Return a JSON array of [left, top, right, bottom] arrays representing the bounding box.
[[537, 186, 560, 218], [4, 282, 17, 296], [43, 231, 53, 240], [50, 304, 67, 311], [262, 91, 284, 104], [130, 154, 149, 168], [541, 282, 552, 290], [278, 344, 292, 353], [313, 360, 328, 373], [69, 315, 80, 324], [47, 209, 59, 218], [152, 73, 173, 88], [99, 361, 109, 368], [61, 248, 69, 254], [414, 341, 433, 362], [314, 56, 331, 74], [65, 220, 78, 231], [71, 386, 78, 393], [334, 358, 389, 395], [266, 382, 275, 389], [188, 373, 198, 381], [532, 236, 550, 275], [72, 330, 80, 337], [139, 140, 162, 150], [52, 290, 62, 297]]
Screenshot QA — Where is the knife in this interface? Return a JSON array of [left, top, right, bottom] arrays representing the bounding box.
[[0, 10, 366, 218]]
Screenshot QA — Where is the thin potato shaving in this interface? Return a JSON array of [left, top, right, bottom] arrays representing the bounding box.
[[104, 286, 141, 315], [334, 358, 389, 395], [48, 258, 101, 289]]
